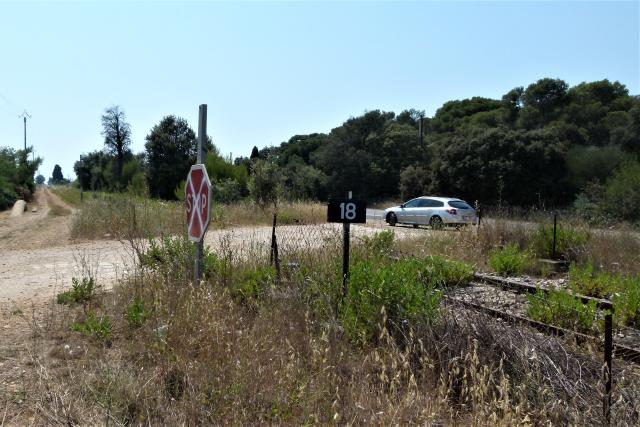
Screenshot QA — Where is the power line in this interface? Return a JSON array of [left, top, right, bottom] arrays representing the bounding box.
[[0, 91, 22, 113]]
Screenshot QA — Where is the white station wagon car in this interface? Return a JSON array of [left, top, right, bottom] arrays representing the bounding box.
[[384, 197, 478, 228]]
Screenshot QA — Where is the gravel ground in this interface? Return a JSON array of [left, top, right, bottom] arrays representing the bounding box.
[[446, 274, 640, 351]]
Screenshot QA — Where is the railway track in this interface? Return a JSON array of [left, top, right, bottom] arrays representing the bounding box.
[[445, 273, 640, 364]]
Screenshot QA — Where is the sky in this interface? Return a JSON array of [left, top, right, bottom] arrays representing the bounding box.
[[0, 1, 638, 181]]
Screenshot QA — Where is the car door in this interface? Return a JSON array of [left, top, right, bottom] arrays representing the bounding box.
[[398, 198, 421, 223], [426, 199, 445, 223], [415, 199, 436, 225], [413, 199, 432, 224]]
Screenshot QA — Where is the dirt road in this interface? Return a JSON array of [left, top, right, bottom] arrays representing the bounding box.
[[0, 189, 424, 306], [0, 189, 127, 305]]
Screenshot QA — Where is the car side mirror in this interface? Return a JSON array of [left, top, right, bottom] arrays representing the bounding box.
[[400, 204, 405, 209]]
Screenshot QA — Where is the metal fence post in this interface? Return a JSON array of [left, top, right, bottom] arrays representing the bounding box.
[[604, 311, 613, 424], [552, 211, 558, 260], [270, 213, 281, 281]]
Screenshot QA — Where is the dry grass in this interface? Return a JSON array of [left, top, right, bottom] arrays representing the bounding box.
[[393, 218, 640, 277], [221, 201, 327, 226], [64, 189, 328, 240], [5, 230, 640, 425], [50, 185, 83, 207], [47, 204, 71, 217]]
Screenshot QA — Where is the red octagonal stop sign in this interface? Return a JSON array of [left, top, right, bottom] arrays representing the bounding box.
[[185, 164, 212, 242]]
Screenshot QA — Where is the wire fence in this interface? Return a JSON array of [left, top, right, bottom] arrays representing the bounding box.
[[190, 202, 640, 423]]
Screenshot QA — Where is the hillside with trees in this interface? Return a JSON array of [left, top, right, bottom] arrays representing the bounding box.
[[255, 78, 639, 222], [71, 78, 639, 223]]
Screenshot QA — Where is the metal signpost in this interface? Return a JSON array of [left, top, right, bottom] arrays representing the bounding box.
[[327, 192, 366, 300], [186, 104, 211, 285]]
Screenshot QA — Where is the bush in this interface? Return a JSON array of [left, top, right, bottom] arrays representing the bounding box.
[[0, 146, 41, 209], [568, 263, 640, 327], [230, 265, 276, 309], [421, 255, 475, 287], [126, 296, 150, 329], [604, 160, 640, 223], [71, 311, 111, 340], [140, 235, 222, 282], [612, 276, 640, 327], [248, 159, 282, 209], [361, 230, 395, 257], [526, 288, 598, 333], [489, 243, 530, 276], [568, 263, 616, 298], [531, 224, 589, 260], [341, 258, 445, 343], [57, 277, 97, 305], [214, 178, 243, 204]]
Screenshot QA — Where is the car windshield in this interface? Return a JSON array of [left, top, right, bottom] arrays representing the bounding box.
[[448, 201, 472, 209]]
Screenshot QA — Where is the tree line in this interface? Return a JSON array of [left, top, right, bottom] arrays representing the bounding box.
[[73, 108, 248, 204], [251, 78, 639, 222], [71, 77, 639, 223]]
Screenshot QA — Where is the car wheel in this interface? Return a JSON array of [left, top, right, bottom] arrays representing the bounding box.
[[412, 224, 419, 228], [388, 213, 397, 226], [430, 215, 443, 230]]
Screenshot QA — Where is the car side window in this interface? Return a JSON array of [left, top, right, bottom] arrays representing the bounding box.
[[417, 199, 431, 207], [424, 199, 444, 207], [404, 199, 421, 208]]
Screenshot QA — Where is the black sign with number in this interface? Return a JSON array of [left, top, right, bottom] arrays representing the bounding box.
[[327, 199, 367, 223]]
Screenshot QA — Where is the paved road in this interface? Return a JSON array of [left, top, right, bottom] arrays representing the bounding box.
[[366, 209, 385, 221]]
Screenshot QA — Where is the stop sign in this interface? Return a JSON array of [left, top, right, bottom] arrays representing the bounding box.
[[185, 164, 212, 242]]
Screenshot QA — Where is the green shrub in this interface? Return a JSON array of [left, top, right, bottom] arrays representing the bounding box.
[[568, 263, 616, 298], [72, 311, 111, 340], [611, 275, 640, 327], [531, 224, 589, 260], [604, 160, 640, 223], [567, 264, 640, 327], [126, 296, 150, 329], [421, 255, 475, 287], [361, 230, 395, 257], [489, 243, 530, 276], [341, 258, 443, 343], [140, 236, 222, 281], [230, 265, 276, 309], [526, 288, 598, 333], [57, 277, 96, 305]]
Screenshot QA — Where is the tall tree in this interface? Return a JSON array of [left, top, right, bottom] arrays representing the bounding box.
[[145, 116, 197, 200], [101, 105, 131, 187], [51, 164, 64, 184]]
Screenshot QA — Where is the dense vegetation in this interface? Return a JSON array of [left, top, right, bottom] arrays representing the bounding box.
[[0, 146, 41, 210], [72, 78, 639, 223], [255, 78, 638, 220]]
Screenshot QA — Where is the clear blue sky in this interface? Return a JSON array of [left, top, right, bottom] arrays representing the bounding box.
[[0, 1, 638, 180]]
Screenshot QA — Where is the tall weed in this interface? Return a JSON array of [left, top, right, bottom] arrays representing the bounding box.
[[489, 243, 531, 276], [531, 224, 589, 260], [526, 288, 598, 333]]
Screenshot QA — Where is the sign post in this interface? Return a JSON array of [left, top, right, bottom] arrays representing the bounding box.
[[185, 104, 211, 285], [327, 192, 366, 302]]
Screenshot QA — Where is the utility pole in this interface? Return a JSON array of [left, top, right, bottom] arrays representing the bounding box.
[[19, 111, 31, 151], [418, 113, 424, 146]]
